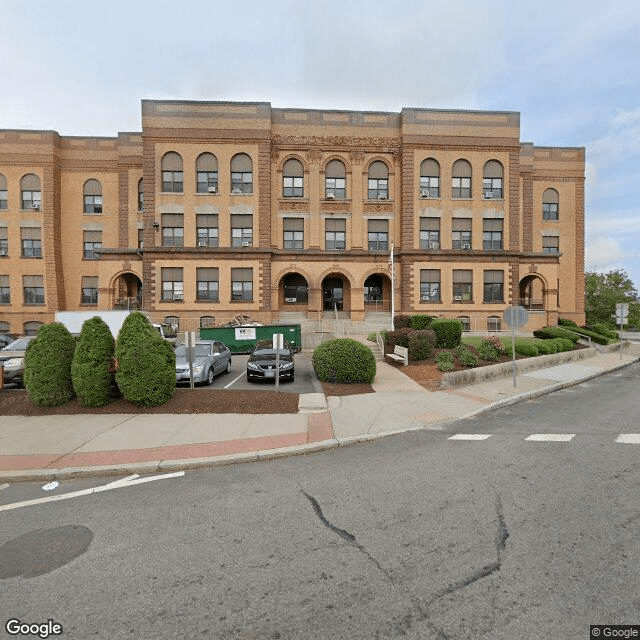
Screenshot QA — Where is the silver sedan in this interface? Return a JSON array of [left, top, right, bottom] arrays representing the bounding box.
[[175, 340, 231, 385]]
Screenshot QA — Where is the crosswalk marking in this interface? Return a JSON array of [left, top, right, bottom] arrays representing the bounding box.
[[448, 434, 492, 440], [444, 433, 640, 444], [524, 434, 575, 442], [615, 434, 640, 444]]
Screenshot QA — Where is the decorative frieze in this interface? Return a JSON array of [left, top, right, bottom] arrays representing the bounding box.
[[363, 203, 394, 213]]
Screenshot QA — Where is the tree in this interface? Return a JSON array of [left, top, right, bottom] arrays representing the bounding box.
[[585, 269, 640, 328]]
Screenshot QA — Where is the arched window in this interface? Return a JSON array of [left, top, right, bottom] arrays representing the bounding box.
[[368, 161, 389, 199], [161, 152, 183, 193], [24, 320, 43, 335], [21, 174, 41, 210], [283, 159, 304, 197], [0, 174, 7, 210], [230, 153, 253, 194], [325, 160, 346, 199], [452, 160, 472, 198], [196, 153, 218, 193], [487, 316, 502, 331], [138, 178, 144, 212], [0, 321, 10, 333], [457, 316, 470, 332], [163, 316, 179, 333], [420, 158, 440, 198], [543, 188, 559, 220], [83, 179, 103, 213], [200, 315, 216, 329], [483, 160, 503, 199]]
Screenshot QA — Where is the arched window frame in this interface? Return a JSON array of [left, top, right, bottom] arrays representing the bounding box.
[[138, 178, 144, 212], [161, 152, 184, 193], [325, 159, 346, 199], [230, 153, 253, 194], [419, 158, 440, 198], [483, 160, 503, 199], [83, 179, 103, 214], [196, 153, 219, 194], [0, 174, 7, 210], [452, 160, 472, 199], [20, 174, 41, 210], [367, 160, 389, 200], [542, 188, 559, 220], [282, 158, 304, 198]]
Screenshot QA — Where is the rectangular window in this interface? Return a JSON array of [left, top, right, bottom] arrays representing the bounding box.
[[452, 218, 472, 249], [196, 214, 219, 247], [483, 178, 503, 199], [483, 270, 504, 303], [161, 267, 184, 301], [231, 172, 252, 194], [283, 176, 304, 198], [138, 188, 144, 212], [483, 219, 503, 250], [542, 236, 559, 253], [0, 190, 7, 210], [21, 227, 42, 258], [325, 177, 346, 199], [196, 268, 219, 301], [83, 230, 102, 259], [162, 214, 184, 247], [0, 227, 8, 256], [420, 269, 441, 302], [0, 275, 9, 304], [419, 218, 440, 249], [231, 268, 253, 301], [487, 316, 502, 331], [452, 177, 471, 198], [138, 228, 144, 249], [162, 171, 183, 193], [368, 219, 389, 251], [84, 195, 103, 214], [453, 270, 473, 302], [419, 176, 440, 198], [23, 275, 44, 304], [231, 214, 253, 247], [22, 190, 41, 210], [197, 171, 218, 194], [283, 218, 304, 249], [325, 218, 346, 250], [543, 203, 558, 220], [368, 178, 388, 200], [81, 276, 99, 304]]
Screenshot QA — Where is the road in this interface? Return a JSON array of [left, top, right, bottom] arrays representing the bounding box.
[[1, 362, 640, 639]]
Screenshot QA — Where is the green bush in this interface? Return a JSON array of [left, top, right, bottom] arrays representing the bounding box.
[[409, 314, 432, 330], [24, 323, 76, 407], [431, 319, 463, 348], [477, 339, 500, 361], [454, 344, 479, 367], [570, 326, 611, 345], [115, 312, 176, 406], [481, 335, 506, 354], [514, 341, 539, 357], [552, 337, 574, 352], [367, 329, 388, 343], [71, 317, 117, 407], [394, 315, 412, 329], [384, 327, 413, 352], [533, 339, 557, 355], [591, 323, 618, 340], [558, 318, 578, 327], [436, 351, 454, 372], [533, 327, 581, 343], [408, 329, 436, 361], [312, 338, 376, 384]]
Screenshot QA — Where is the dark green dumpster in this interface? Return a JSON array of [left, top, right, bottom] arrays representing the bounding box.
[[199, 324, 302, 353]]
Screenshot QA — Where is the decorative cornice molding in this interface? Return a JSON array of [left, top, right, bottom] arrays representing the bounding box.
[[271, 134, 400, 149]]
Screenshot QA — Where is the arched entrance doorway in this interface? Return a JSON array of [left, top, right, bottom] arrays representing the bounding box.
[[519, 275, 545, 310], [113, 272, 142, 309], [322, 274, 350, 312], [364, 273, 391, 312], [281, 273, 309, 306]]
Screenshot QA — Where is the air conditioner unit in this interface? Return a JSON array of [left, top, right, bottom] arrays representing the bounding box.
[[31, 204, 40, 210], [173, 293, 183, 300], [326, 193, 335, 200], [232, 188, 242, 194], [241, 241, 251, 247], [284, 297, 296, 303], [197, 241, 208, 247], [0, 249, 7, 256], [377, 193, 387, 200], [429, 242, 439, 249], [420, 189, 430, 198], [484, 191, 493, 199], [462, 243, 471, 250], [453, 296, 462, 301], [420, 294, 430, 301], [208, 186, 217, 193]]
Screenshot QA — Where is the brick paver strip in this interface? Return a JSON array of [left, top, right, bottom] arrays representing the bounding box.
[[307, 412, 334, 443]]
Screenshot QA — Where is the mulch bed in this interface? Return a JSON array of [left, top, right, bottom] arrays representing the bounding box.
[[321, 382, 375, 396]]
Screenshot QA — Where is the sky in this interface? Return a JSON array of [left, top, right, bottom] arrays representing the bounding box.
[[2, 0, 640, 289]]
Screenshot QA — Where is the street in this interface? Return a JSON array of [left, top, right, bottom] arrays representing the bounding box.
[[1, 362, 640, 639]]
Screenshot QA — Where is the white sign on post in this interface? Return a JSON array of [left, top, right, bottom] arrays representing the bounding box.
[[273, 333, 284, 391]]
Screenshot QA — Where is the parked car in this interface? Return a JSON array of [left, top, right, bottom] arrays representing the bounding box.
[[0, 336, 36, 387], [175, 340, 231, 385], [246, 339, 295, 382], [0, 334, 15, 349]]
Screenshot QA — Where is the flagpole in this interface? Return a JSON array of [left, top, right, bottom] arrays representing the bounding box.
[[390, 239, 395, 331]]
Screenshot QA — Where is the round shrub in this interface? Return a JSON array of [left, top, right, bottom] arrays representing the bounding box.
[[115, 312, 176, 406], [72, 317, 117, 407], [394, 315, 412, 329], [431, 319, 463, 349], [384, 327, 413, 352], [408, 329, 436, 361], [436, 351, 454, 372], [552, 337, 574, 352], [24, 323, 76, 407], [477, 339, 500, 361], [481, 335, 506, 354], [312, 338, 376, 384], [409, 314, 432, 330], [558, 318, 578, 327], [514, 341, 539, 357], [533, 339, 556, 355], [454, 344, 479, 367]]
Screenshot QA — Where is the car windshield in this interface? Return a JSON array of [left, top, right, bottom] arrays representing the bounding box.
[[175, 345, 211, 359], [253, 348, 290, 357], [2, 337, 33, 351]]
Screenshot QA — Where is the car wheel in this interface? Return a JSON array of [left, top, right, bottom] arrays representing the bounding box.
[[207, 368, 215, 385], [225, 360, 231, 374]]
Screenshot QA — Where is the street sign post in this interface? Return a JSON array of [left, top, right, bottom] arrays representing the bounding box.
[[503, 305, 529, 387], [186, 331, 196, 389], [616, 303, 629, 360], [273, 333, 284, 392]]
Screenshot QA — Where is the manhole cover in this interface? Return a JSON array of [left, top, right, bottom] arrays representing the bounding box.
[[0, 525, 93, 578]]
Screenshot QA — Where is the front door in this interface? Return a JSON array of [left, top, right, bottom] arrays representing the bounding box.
[[323, 277, 343, 311]]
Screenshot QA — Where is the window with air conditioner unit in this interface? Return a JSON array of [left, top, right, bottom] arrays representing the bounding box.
[[377, 193, 387, 200], [241, 241, 251, 247], [463, 243, 471, 250], [197, 241, 207, 247], [232, 188, 242, 194], [420, 190, 430, 198], [326, 193, 335, 200], [429, 242, 439, 249], [208, 186, 217, 193], [453, 296, 462, 301], [173, 293, 183, 300]]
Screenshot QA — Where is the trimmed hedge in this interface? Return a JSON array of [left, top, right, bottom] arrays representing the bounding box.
[[533, 326, 581, 343], [384, 327, 414, 351], [569, 326, 611, 345], [532, 339, 557, 355], [558, 318, 578, 327], [431, 319, 463, 349], [590, 323, 618, 340], [408, 329, 436, 361], [515, 341, 539, 357], [24, 323, 76, 407], [436, 351, 454, 372], [115, 312, 176, 407], [409, 314, 433, 330], [72, 317, 117, 407], [312, 338, 377, 384], [454, 344, 479, 367], [551, 337, 574, 352], [394, 315, 412, 329]]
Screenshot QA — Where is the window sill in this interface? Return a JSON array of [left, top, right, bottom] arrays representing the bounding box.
[[21, 256, 43, 260], [160, 191, 184, 195], [483, 300, 505, 304], [230, 299, 254, 303], [23, 303, 45, 306], [482, 198, 504, 202], [195, 299, 220, 304], [196, 192, 219, 196], [160, 299, 185, 304], [230, 192, 253, 196], [83, 212, 103, 216], [418, 196, 441, 201]]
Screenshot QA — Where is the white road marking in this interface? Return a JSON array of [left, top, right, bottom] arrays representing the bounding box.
[[448, 434, 492, 440], [224, 369, 246, 389], [525, 434, 575, 442], [615, 434, 640, 444], [0, 472, 185, 513], [0, 484, 9, 491]]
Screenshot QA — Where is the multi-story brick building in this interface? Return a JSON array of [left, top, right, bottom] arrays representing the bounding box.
[[0, 100, 585, 337]]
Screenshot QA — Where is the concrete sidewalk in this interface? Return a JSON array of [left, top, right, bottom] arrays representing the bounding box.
[[1, 342, 639, 482]]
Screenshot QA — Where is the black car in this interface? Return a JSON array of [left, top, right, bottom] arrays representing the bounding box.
[[246, 339, 295, 382]]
